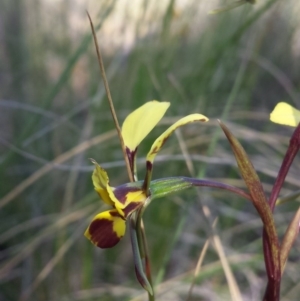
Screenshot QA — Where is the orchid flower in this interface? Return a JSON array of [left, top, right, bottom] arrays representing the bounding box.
[[84, 101, 209, 248], [84, 101, 252, 295]]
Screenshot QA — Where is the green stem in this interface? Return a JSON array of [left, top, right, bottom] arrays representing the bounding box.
[[136, 201, 155, 300], [140, 220, 155, 301], [129, 215, 153, 297]]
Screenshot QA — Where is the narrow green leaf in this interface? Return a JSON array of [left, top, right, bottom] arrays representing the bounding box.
[[150, 177, 251, 201]]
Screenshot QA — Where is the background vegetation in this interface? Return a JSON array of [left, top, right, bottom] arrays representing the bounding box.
[[0, 0, 300, 300]]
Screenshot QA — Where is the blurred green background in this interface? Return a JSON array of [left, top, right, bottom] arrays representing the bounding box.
[[1, 0, 300, 300]]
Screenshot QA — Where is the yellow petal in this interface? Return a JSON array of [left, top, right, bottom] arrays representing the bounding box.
[[84, 209, 126, 248], [121, 101, 170, 151], [146, 114, 208, 164], [91, 160, 118, 206], [270, 102, 300, 127], [114, 189, 146, 214]]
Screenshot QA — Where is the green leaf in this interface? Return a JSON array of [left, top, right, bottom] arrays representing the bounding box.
[[150, 177, 251, 201]]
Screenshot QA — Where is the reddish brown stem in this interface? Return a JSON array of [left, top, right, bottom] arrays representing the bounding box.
[[269, 123, 300, 210], [262, 123, 300, 300]]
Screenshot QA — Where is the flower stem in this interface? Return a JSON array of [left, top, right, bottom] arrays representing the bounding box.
[[87, 12, 134, 182], [140, 220, 155, 301], [262, 123, 300, 300], [268, 123, 300, 211], [129, 215, 154, 297]]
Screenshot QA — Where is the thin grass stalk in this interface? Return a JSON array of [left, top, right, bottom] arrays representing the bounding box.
[[19, 221, 86, 301], [185, 219, 217, 301], [0, 131, 116, 210], [86, 12, 133, 182], [176, 130, 243, 301]]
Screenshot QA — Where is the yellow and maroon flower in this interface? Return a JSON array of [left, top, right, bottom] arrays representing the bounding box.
[[84, 161, 147, 248], [85, 101, 208, 248]]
